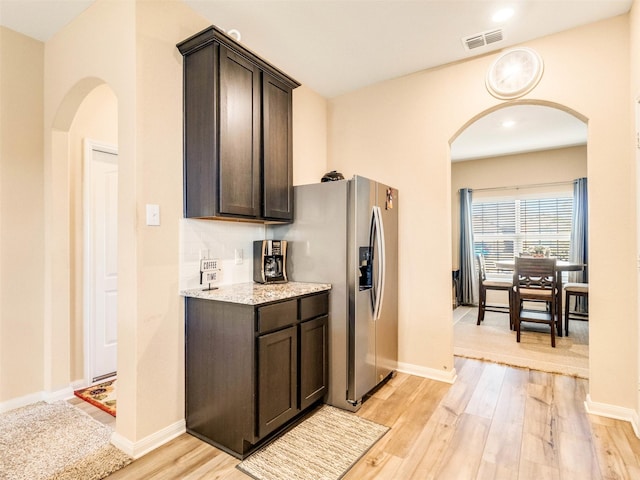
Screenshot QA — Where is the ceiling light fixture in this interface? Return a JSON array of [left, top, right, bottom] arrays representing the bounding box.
[[492, 8, 514, 23], [502, 120, 516, 128], [486, 47, 544, 100]]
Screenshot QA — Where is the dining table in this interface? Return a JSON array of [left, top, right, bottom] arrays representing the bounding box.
[[495, 258, 586, 337]]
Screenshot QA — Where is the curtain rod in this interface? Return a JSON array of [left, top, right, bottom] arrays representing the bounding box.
[[466, 179, 577, 193]]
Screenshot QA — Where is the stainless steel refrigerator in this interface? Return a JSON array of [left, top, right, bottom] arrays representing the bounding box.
[[269, 175, 398, 411]]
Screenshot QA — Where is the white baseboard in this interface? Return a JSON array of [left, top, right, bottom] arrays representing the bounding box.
[[0, 381, 85, 414], [397, 361, 457, 384], [585, 394, 640, 438], [44, 385, 76, 402], [0, 391, 46, 413], [111, 419, 186, 459]]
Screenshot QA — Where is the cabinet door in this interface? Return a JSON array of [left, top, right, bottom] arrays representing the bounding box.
[[219, 46, 261, 218], [262, 73, 293, 221], [258, 325, 298, 438], [183, 43, 217, 218], [300, 315, 328, 410]]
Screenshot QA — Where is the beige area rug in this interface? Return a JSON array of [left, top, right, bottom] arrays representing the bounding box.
[[0, 401, 131, 480], [237, 405, 389, 480], [454, 307, 589, 378]]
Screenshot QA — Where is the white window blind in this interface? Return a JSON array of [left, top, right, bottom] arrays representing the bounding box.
[[472, 195, 573, 275]]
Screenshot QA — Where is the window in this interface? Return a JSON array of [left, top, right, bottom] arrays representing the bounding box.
[[473, 195, 573, 275]]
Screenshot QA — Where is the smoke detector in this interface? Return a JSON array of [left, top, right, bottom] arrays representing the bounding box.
[[462, 28, 504, 51]]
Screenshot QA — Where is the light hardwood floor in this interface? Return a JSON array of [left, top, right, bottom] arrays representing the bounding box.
[[84, 357, 640, 479]]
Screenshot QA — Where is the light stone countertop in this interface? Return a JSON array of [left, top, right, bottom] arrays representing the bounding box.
[[181, 281, 331, 306]]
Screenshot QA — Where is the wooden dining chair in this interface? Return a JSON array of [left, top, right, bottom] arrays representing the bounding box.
[[564, 282, 589, 336], [513, 257, 559, 347], [476, 254, 513, 327]]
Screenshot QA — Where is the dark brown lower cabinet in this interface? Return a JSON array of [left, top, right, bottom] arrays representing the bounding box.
[[258, 325, 297, 438], [185, 291, 328, 458], [300, 315, 328, 410]]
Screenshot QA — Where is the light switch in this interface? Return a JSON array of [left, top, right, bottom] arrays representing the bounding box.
[[146, 204, 160, 226]]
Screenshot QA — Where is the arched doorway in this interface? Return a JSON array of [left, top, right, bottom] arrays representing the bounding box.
[[449, 101, 589, 376], [46, 78, 118, 403]]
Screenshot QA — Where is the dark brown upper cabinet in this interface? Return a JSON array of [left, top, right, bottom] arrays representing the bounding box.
[[177, 26, 299, 223]]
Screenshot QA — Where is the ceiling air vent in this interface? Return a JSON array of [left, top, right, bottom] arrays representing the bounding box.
[[462, 28, 504, 51]]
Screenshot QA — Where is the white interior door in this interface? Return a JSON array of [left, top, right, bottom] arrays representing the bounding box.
[[84, 140, 118, 383]]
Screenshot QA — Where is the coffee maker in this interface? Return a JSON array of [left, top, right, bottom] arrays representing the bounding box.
[[253, 240, 288, 284]]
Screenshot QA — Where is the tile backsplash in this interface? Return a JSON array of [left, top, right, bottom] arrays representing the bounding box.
[[179, 219, 266, 291]]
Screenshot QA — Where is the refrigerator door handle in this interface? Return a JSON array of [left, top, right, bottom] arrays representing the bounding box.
[[372, 206, 386, 320]]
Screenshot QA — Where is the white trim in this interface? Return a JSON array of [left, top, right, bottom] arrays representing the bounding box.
[[111, 419, 186, 459], [43, 385, 76, 403], [396, 361, 457, 384], [0, 381, 84, 413], [584, 394, 640, 438], [0, 392, 46, 413], [83, 139, 118, 385]]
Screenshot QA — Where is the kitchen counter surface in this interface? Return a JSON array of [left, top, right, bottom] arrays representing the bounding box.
[[181, 281, 331, 306]]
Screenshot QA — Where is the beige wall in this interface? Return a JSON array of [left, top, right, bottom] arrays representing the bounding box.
[[0, 28, 45, 403], [630, 0, 640, 419], [451, 145, 588, 269], [329, 15, 637, 409], [44, 0, 139, 440], [293, 85, 328, 185]]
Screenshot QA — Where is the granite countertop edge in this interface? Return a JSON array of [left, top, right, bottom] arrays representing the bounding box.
[[181, 281, 331, 306]]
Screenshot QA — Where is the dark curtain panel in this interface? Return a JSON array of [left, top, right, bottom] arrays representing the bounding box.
[[459, 188, 477, 305], [569, 177, 588, 311]]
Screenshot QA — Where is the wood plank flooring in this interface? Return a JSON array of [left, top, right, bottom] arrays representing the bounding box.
[[94, 358, 640, 479]]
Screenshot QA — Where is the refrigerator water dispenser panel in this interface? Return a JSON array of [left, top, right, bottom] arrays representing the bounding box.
[[359, 246, 372, 290]]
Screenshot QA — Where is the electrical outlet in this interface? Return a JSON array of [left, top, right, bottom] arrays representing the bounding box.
[[235, 248, 244, 265]]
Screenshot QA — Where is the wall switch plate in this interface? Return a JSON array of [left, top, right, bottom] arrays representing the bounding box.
[[146, 204, 160, 226], [235, 248, 243, 265]]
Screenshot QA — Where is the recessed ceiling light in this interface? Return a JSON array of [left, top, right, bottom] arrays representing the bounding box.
[[502, 120, 516, 128], [492, 8, 514, 23]]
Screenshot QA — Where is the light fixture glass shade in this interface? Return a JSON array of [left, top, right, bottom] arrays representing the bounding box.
[[486, 47, 544, 100]]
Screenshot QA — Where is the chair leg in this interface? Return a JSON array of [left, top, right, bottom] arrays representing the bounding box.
[[508, 289, 513, 330], [550, 307, 556, 348], [515, 300, 521, 343], [564, 290, 570, 337], [477, 286, 486, 325]]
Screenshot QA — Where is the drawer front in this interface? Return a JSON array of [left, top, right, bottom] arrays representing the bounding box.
[[299, 292, 329, 321], [258, 300, 297, 334]]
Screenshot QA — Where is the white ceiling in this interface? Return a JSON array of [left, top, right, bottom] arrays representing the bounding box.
[[0, 0, 630, 159]]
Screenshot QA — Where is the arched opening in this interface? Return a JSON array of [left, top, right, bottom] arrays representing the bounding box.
[[47, 78, 118, 423], [449, 100, 589, 376]]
